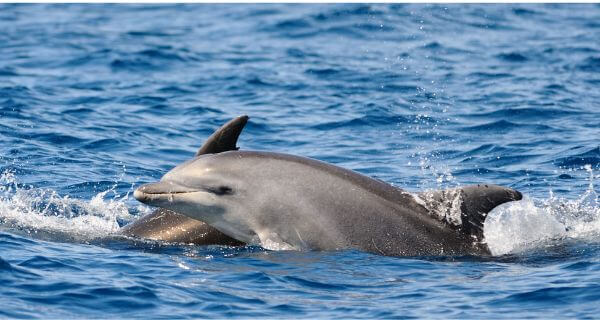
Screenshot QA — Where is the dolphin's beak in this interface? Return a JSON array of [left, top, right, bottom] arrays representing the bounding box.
[[134, 181, 199, 205]]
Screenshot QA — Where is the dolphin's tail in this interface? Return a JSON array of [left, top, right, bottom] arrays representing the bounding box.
[[417, 184, 522, 242]]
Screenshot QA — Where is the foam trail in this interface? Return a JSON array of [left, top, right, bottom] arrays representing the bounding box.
[[0, 170, 144, 242], [485, 165, 600, 256]]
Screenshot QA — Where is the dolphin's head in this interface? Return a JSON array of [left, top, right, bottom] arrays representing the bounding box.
[[133, 153, 255, 242]]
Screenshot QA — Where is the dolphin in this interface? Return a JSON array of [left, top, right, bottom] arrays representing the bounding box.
[[120, 116, 247, 245], [133, 116, 522, 256]]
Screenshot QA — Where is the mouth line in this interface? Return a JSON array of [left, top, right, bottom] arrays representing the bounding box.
[[135, 186, 231, 198], [133, 188, 210, 205], [135, 189, 213, 199], [134, 181, 233, 204], [138, 190, 203, 195]]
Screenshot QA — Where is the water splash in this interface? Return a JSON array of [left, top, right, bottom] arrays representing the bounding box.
[[0, 170, 141, 242], [485, 165, 600, 256], [414, 189, 463, 227]]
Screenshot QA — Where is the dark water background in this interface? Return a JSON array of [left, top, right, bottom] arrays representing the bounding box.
[[1, 4, 599, 318]]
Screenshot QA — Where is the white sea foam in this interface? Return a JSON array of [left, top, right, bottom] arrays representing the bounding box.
[[485, 165, 600, 255], [0, 170, 144, 241]]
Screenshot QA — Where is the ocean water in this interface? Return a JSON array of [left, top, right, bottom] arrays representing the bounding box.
[[1, 4, 599, 318]]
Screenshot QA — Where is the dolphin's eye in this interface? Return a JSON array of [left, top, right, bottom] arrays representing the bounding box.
[[216, 186, 233, 195], [211, 186, 233, 196]]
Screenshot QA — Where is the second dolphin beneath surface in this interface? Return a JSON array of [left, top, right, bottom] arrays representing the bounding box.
[[133, 116, 522, 256]]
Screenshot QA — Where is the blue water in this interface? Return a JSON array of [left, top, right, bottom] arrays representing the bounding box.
[[1, 4, 599, 318]]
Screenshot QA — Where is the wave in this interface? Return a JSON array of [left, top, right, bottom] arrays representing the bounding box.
[[462, 120, 554, 133], [0, 170, 141, 243], [485, 165, 600, 255], [553, 146, 600, 169], [462, 107, 580, 121], [577, 56, 600, 72], [496, 52, 528, 62]]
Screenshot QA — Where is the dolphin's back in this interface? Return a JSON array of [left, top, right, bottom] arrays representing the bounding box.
[[210, 151, 520, 256]]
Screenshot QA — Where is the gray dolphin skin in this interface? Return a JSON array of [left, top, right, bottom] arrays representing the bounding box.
[[132, 116, 522, 256], [120, 116, 247, 245]]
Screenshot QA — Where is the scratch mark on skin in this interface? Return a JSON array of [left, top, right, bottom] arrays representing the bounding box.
[[372, 238, 385, 255]]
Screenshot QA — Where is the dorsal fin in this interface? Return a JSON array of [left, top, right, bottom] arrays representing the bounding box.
[[417, 184, 522, 241], [195, 115, 249, 156]]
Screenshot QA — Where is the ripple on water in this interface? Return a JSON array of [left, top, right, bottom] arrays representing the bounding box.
[[496, 52, 529, 62], [17, 256, 84, 271], [492, 285, 600, 307], [577, 56, 600, 72], [553, 146, 600, 168]]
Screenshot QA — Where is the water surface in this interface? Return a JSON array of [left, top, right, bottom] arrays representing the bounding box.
[[1, 4, 599, 319]]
